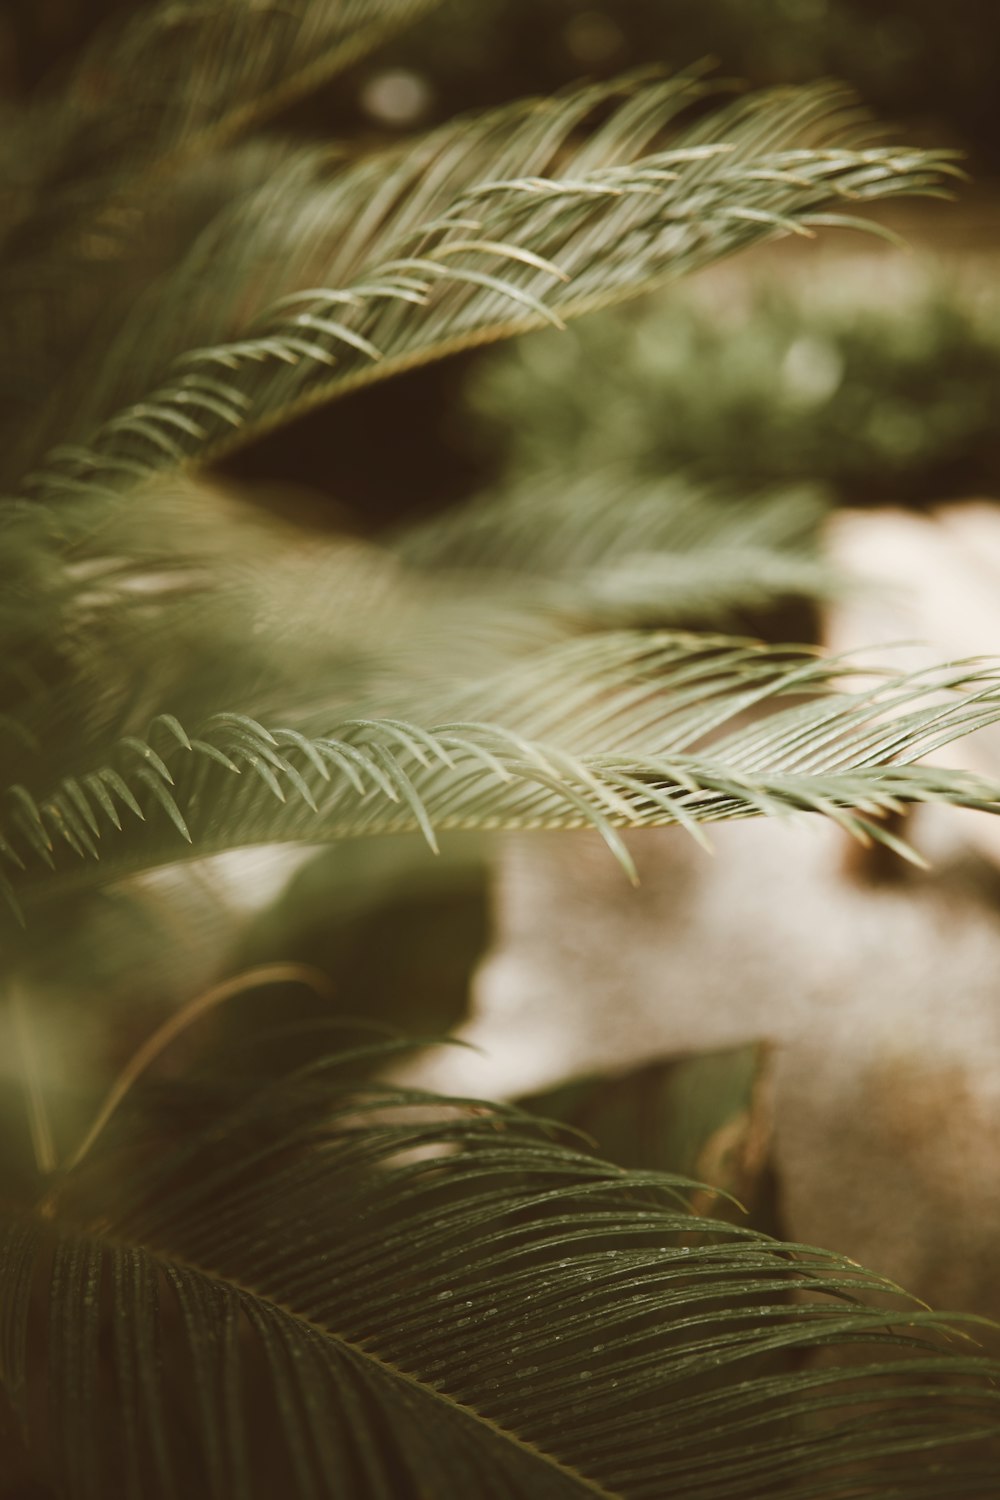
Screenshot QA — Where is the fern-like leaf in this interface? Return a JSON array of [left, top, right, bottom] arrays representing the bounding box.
[[3, 0, 442, 181], [396, 474, 835, 626], [26, 80, 959, 499], [0, 0, 444, 484], [7, 639, 1000, 919], [1, 1051, 998, 1497]]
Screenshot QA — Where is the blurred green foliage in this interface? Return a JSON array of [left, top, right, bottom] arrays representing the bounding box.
[[4, 1, 999, 167], [379, 0, 1000, 165], [231, 838, 490, 1064], [3, 3, 1000, 1488], [471, 271, 1000, 508]]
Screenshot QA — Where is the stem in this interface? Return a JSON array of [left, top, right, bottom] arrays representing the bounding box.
[[8, 983, 58, 1175], [64, 962, 334, 1175]]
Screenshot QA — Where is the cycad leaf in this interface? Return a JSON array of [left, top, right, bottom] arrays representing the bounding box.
[[8, 0, 441, 176], [0, 495, 581, 836], [28, 80, 958, 498], [8, 71, 705, 476], [7, 638, 1000, 915], [1, 1055, 998, 1497], [396, 474, 835, 626], [0, 0, 443, 483]]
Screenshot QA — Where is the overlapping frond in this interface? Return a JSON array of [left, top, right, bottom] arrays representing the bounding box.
[[0, 0, 443, 484], [5, 70, 706, 477], [0, 470, 831, 807], [396, 474, 835, 626], [6, 638, 1000, 923], [5, 0, 441, 180], [2, 1054, 998, 1497], [26, 80, 958, 500], [0, 475, 582, 812]]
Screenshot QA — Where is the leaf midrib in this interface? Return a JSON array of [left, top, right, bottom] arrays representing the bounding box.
[[9, 1205, 621, 1499]]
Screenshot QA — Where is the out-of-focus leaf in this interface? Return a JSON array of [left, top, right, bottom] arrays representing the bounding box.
[[471, 269, 1000, 508], [228, 837, 491, 1065], [521, 1044, 781, 1233]]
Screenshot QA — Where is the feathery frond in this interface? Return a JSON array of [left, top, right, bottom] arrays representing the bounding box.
[[25, 80, 958, 499], [396, 474, 835, 626], [2, 1051, 998, 1497], [6, 639, 1000, 922], [2, 70, 704, 481], [0, 0, 443, 485], [4, 0, 442, 179]]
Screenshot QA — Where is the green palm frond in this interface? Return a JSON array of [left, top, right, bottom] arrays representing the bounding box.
[[0, 0, 442, 484], [6, 0, 440, 177], [0, 476, 578, 805], [26, 79, 957, 500], [0, 469, 829, 796], [2, 1052, 997, 1497], [5, 70, 705, 476], [396, 474, 835, 626], [7, 638, 1000, 921]]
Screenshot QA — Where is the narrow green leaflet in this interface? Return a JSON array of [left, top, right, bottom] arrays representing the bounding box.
[[0, 0, 444, 484], [1, 1055, 998, 1497]]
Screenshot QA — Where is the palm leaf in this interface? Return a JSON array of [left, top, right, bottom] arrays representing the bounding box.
[[6, 637, 1000, 921], [5, 0, 441, 179], [2, 70, 698, 480], [0, 466, 830, 802], [0, 475, 576, 807], [395, 473, 835, 626], [0, 0, 443, 484], [27, 79, 958, 499], [5, 70, 705, 476], [1, 1052, 997, 1497]]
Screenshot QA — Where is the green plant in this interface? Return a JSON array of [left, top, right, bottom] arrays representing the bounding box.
[[2, 3, 1000, 1495]]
